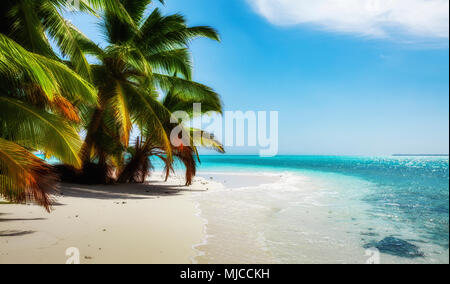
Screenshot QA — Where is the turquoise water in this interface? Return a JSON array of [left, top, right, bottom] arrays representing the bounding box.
[[188, 155, 449, 263], [43, 154, 449, 263]]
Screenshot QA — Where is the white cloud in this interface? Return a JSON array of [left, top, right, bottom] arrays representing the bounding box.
[[247, 0, 449, 39]]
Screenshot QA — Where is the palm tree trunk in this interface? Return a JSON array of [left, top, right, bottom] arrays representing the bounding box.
[[80, 107, 104, 166]]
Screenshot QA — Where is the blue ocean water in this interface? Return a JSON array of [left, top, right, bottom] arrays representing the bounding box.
[[41, 153, 449, 262], [188, 155, 449, 263]]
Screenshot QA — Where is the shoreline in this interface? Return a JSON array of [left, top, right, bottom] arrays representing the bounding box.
[[191, 169, 449, 264], [2, 169, 448, 264], [0, 174, 215, 264], [191, 171, 284, 264], [192, 170, 302, 264]]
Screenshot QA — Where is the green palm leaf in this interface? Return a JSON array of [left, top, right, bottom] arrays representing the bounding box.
[[5, 0, 55, 56], [109, 82, 132, 146], [153, 74, 222, 114], [35, 53, 98, 104], [40, 1, 93, 80], [0, 34, 97, 104], [0, 97, 83, 168], [190, 128, 225, 153], [147, 48, 192, 80], [138, 9, 220, 55], [125, 85, 173, 162], [162, 88, 223, 116]]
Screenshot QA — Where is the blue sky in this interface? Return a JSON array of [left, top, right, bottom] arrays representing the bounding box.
[[66, 0, 449, 155]]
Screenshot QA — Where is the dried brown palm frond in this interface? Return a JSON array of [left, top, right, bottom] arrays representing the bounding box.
[[172, 145, 197, 186], [51, 96, 81, 123], [117, 137, 154, 184], [0, 138, 57, 212]]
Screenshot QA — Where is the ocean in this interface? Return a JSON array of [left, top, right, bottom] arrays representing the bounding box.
[[41, 154, 449, 263], [183, 155, 449, 264]]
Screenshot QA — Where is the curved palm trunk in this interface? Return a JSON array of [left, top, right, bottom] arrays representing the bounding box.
[[80, 107, 104, 166], [79, 106, 118, 184]]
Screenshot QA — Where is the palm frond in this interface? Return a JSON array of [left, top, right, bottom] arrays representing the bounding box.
[[0, 138, 56, 212], [34, 54, 98, 104], [6, 0, 55, 56], [0, 33, 59, 100], [138, 9, 220, 55], [109, 82, 132, 146], [40, 1, 93, 80], [74, 33, 105, 58], [173, 146, 196, 186], [0, 34, 97, 104], [162, 88, 223, 116], [87, 0, 138, 29], [0, 97, 83, 168], [117, 136, 154, 183], [52, 96, 81, 123], [147, 48, 192, 80], [154, 74, 222, 114], [125, 84, 173, 162], [190, 129, 225, 154]]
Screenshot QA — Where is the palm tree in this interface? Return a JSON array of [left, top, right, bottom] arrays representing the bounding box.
[[72, 0, 223, 184], [0, 1, 134, 209], [118, 86, 225, 185], [1, 0, 93, 79], [0, 0, 142, 79], [0, 33, 97, 211], [0, 0, 167, 208], [1, 0, 224, 211]]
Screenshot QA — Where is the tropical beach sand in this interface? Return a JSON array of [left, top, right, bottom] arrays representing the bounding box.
[[1, 168, 448, 264], [0, 175, 221, 264]]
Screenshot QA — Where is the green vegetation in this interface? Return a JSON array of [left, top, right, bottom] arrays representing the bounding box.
[[0, 0, 223, 211]]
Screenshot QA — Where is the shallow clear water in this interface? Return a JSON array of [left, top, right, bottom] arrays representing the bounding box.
[[42, 154, 449, 263], [190, 155, 449, 264]]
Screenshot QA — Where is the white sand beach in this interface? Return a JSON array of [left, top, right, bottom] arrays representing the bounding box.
[[2, 170, 447, 265], [0, 174, 222, 264]]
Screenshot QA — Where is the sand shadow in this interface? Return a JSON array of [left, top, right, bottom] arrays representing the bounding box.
[[0, 230, 35, 237], [0, 218, 46, 223], [57, 182, 197, 201]]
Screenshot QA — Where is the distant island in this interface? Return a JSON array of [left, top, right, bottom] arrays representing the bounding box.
[[393, 154, 449, 157]]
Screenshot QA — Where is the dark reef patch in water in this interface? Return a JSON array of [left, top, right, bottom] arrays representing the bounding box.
[[361, 232, 379, 237], [364, 237, 425, 258]]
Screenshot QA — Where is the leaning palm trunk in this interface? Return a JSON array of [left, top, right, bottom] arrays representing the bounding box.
[[80, 107, 105, 165]]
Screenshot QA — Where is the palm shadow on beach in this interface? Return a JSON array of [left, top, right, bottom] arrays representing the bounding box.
[[0, 230, 36, 237], [57, 182, 207, 201], [0, 213, 47, 223]]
